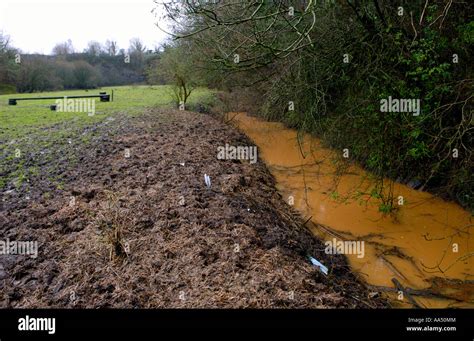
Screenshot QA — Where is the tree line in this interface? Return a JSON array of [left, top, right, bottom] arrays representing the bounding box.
[[0, 35, 160, 93]]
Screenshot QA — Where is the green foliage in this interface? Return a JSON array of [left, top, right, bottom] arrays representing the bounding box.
[[73, 60, 100, 89], [459, 21, 474, 44]]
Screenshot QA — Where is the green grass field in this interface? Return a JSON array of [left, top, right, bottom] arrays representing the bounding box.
[[0, 85, 214, 141]]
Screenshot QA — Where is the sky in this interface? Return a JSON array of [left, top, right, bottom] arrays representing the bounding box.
[[0, 0, 170, 54]]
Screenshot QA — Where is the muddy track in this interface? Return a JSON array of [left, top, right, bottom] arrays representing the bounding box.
[[0, 109, 388, 308]]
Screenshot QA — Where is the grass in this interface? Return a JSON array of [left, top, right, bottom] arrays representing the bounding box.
[[0, 85, 214, 141]]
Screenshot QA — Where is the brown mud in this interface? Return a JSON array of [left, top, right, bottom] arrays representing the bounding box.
[[0, 109, 387, 308]]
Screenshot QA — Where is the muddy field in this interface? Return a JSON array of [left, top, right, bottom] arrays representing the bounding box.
[[0, 108, 387, 308]]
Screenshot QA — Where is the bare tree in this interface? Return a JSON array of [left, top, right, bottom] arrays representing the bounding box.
[[0, 32, 20, 91], [105, 39, 118, 56], [52, 39, 74, 55], [128, 38, 147, 71], [148, 42, 201, 107], [128, 37, 146, 54], [85, 41, 104, 56]]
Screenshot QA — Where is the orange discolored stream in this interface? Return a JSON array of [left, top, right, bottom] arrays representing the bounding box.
[[229, 112, 473, 308]]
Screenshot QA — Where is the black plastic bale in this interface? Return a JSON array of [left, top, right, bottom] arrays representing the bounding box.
[[50, 105, 57, 111], [100, 94, 110, 102], [8, 99, 17, 105]]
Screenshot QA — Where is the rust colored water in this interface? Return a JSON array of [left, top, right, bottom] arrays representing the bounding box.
[[229, 112, 473, 308]]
